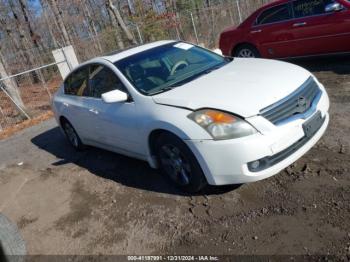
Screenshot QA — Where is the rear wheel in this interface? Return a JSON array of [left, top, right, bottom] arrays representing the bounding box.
[[155, 133, 207, 193], [234, 44, 260, 58], [62, 120, 85, 151], [0, 214, 26, 257]]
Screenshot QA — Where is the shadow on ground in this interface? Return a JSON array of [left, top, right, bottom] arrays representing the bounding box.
[[31, 127, 238, 196], [0, 242, 7, 262], [288, 54, 350, 74]]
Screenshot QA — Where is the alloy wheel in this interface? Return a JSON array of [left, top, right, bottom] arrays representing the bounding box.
[[159, 144, 191, 186], [237, 48, 256, 58]]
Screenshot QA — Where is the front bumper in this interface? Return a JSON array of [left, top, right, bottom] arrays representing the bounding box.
[[185, 90, 329, 186]]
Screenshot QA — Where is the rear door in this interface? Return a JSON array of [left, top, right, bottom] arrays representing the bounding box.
[[290, 0, 350, 56], [250, 2, 296, 58], [61, 66, 92, 140]]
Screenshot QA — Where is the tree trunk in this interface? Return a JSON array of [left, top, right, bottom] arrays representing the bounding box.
[[83, 2, 103, 53], [17, 0, 52, 98], [105, 0, 136, 45], [18, 0, 44, 51], [106, 2, 125, 49], [8, 0, 39, 83], [47, 0, 72, 46]]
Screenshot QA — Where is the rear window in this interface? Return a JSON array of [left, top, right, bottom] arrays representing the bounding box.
[[256, 4, 292, 25], [64, 67, 89, 96]]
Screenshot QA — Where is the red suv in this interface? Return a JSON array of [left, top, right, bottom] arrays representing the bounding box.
[[219, 0, 350, 58]]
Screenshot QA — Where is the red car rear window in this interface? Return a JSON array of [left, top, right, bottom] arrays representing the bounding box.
[[256, 4, 291, 25]]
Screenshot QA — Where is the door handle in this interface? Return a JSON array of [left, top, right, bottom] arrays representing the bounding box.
[[63, 102, 69, 107], [293, 22, 307, 27], [89, 108, 99, 115], [251, 29, 262, 33]]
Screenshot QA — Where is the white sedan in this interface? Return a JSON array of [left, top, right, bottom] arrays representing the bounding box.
[[52, 40, 329, 193]]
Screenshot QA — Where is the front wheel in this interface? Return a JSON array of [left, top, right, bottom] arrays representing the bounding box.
[[234, 44, 261, 58], [155, 133, 207, 193], [62, 120, 85, 151]]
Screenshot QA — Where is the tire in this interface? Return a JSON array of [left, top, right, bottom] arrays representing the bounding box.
[[155, 133, 208, 193], [234, 44, 261, 58], [62, 120, 85, 151], [0, 214, 26, 258]]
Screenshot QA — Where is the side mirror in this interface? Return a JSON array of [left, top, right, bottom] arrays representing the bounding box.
[[325, 2, 343, 12], [102, 89, 128, 103]]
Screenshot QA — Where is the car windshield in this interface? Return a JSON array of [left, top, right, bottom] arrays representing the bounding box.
[[114, 42, 231, 95]]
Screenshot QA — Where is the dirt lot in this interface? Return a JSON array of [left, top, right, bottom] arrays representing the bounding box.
[[0, 55, 349, 257]]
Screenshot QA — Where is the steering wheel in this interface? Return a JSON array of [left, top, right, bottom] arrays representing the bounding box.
[[170, 61, 189, 76]]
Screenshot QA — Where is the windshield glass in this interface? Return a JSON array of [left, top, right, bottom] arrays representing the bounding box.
[[114, 42, 230, 95]]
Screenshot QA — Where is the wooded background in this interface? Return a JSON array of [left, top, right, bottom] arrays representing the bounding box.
[[0, 0, 271, 130]]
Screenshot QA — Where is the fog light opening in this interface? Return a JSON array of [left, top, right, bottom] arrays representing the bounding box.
[[250, 160, 260, 170]]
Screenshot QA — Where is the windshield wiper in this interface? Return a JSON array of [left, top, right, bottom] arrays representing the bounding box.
[[149, 86, 175, 95], [202, 63, 225, 74], [225, 56, 234, 62]]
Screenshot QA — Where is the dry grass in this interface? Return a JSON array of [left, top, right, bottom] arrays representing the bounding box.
[[0, 111, 54, 140]]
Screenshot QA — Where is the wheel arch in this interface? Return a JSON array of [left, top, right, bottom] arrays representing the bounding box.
[[59, 115, 70, 128], [147, 127, 211, 189], [147, 128, 184, 168], [146, 118, 200, 168], [58, 115, 78, 135]]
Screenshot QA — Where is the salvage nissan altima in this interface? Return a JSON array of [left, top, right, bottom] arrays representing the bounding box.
[[52, 40, 329, 192]]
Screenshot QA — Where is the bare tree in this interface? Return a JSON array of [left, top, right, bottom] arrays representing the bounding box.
[[18, 0, 43, 51], [8, 0, 42, 85], [105, 0, 137, 45], [41, 1, 59, 49], [82, 1, 103, 53], [47, 0, 72, 46], [106, 1, 125, 49]]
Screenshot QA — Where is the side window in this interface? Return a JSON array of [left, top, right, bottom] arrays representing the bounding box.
[[89, 65, 127, 98], [64, 67, 89, 96], [256, 4, 292, 25], [293, 0, 336, 18]]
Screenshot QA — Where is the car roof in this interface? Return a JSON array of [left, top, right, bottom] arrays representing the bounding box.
[[259, 0, 290, 10], [62, 40, 178, 82], [101, 40, 176, 63]]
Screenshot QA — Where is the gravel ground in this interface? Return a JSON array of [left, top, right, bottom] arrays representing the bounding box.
[[0, 55, 349, 257]]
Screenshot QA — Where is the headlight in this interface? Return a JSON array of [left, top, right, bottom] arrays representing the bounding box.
[[188, 109, 257, 140]]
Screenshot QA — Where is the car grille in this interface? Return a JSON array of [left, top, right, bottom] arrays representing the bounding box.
[[260, 77, 321, 125]]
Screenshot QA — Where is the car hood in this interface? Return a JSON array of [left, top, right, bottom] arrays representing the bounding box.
[[152, 58, 312, 118]]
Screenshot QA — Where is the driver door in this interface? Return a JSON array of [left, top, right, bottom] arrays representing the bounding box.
[[86, 64, 143, 156]]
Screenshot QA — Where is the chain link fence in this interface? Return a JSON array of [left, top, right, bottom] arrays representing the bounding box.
[[0, 49, 65, 131]]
